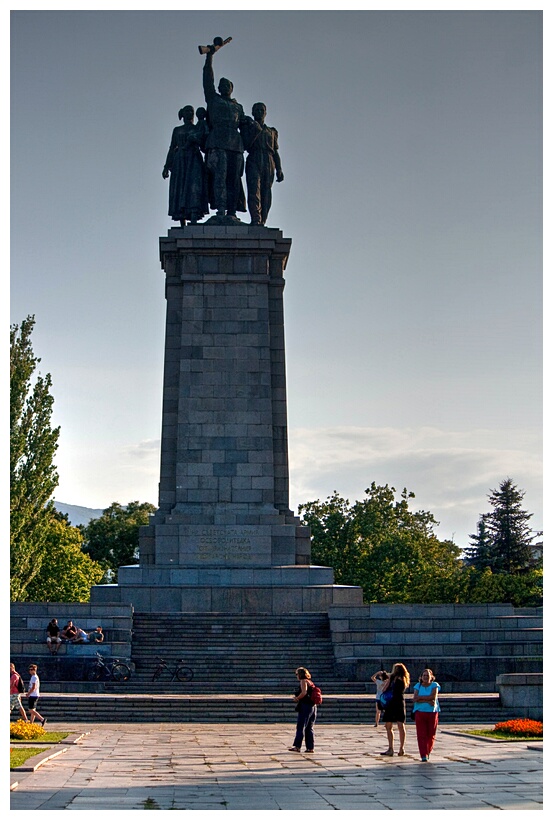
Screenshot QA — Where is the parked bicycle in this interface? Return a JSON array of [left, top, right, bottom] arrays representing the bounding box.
[[87, 652, 132, 682], [152, 657, 194, 682]]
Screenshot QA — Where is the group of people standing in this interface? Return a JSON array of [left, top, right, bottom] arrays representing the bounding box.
[[289, 663, 440, 761], [10, 662, 46, 726], [162, 49, 283, 227], [372, 664, 441, 761]]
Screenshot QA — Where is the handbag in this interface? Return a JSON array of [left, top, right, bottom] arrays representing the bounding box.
[[380, 686, 394, 706]]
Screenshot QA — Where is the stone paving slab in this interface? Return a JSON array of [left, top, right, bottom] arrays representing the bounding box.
[[9, 722, 543, 811]]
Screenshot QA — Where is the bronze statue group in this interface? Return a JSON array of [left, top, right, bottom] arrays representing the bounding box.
[[163, 48, 283, 227]]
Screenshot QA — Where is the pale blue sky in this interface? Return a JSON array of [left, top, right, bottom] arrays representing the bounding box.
[[9, 8, 542, 546]]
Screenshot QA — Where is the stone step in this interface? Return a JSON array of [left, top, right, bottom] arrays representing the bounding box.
[[10, 639, 130, 657], [21, 678, 503, 695], [130, 650, 337, 662], [133, 630, 332, 639], [10, 629, 132, 642], [131, 649, 337, 658], [15, 693, 518, 724], [132, 624, 330, 634], [132, 614, 329, 621], [334, 644, 543, 658], [337, 657, 542, 687], [332, 617, 543, 630], [333, 630, 543, 643], [131, 630, 544, 647]]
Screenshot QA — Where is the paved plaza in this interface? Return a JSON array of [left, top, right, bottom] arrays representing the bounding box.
[[10, 721, 543, 811]]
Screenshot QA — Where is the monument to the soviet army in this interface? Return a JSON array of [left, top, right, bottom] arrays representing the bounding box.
[[91, 38, 362, 612]]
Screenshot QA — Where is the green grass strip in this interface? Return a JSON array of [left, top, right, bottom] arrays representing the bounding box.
[[465, 729, 542, 741], [10, 746, 52, 769]]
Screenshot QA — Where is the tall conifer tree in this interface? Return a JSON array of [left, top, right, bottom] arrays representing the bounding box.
[[467, 478, 540, 574], [10, 316, 60, 600]]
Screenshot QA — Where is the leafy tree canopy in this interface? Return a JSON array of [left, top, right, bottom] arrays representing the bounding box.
[[81, 501, 156, 582], [300, 481, 542, 606], [300, 483, 465, 603], [25, 513, 105, 602]]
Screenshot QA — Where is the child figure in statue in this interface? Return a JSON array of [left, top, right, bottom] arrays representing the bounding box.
[[162, 105, 209, 226]]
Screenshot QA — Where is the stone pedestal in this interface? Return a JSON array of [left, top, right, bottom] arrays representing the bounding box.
[[91, 225, 363, 612], [497, 673, 543, 720]]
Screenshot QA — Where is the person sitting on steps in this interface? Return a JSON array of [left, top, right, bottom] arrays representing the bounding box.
[[60, 621, 78, 642], [46, 618, 61, 654]]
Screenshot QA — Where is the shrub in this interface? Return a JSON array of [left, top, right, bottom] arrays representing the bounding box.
[[10, 720, 46, 740], [493, 719, 543, 737]]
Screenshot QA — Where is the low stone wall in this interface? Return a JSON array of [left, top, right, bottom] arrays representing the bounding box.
[[10, 602, 134, 662], [327, 603, 543, 692], [496, 673, 543, 720]]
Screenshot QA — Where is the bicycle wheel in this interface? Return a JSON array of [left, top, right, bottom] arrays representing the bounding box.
[[87, 665, 102, 682], [111, 663, 131, 682], [176, 665, 193, 682]]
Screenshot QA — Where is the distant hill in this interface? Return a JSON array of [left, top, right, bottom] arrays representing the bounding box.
[[54, 502, 104, 527]]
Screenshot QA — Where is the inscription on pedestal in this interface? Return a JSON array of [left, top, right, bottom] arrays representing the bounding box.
[[198, 528, 253, 562]]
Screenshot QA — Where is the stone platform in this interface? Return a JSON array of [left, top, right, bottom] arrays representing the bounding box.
[[92, 564, 363, 612]]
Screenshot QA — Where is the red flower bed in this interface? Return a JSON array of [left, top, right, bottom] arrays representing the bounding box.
[[493, 719, 543, 737]]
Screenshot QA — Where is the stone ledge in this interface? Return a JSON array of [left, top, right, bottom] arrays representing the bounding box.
[[117, 564, 335, 587], [91, 582, 363, 612], [11, 746, 68, 772], [496, 672, 542, 719]]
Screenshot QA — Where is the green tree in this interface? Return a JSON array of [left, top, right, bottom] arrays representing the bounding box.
[[24, 514, 105, 602], [465, 566, 543, 606], [466, 479, 541, 574], [81, 501, 156, 582], [10, 316, 60, 601], [465, 517, 495, 570], [300, 483, 465, 603]]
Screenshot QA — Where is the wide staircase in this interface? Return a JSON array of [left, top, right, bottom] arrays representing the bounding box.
[[12, 608, 541, 724], [127, 612, 345, 694]]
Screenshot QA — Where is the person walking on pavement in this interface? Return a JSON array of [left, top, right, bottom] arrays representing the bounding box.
[[290, 667, 317, 753], [27, 664, 47, 726], [380, 662, 410, 757], [412, 668, 441, 761], [10, 662, 29, 721]]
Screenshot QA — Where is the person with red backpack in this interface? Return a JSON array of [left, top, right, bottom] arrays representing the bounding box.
[[290, 667, 322, 754]]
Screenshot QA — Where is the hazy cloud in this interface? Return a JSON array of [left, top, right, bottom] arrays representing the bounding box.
[[288, 426, 542, 546], [56, 426, 542, 549], [122, 439, 161, 460]]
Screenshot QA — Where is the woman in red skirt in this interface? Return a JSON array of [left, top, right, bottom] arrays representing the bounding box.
[[412, 668, 441, 762]]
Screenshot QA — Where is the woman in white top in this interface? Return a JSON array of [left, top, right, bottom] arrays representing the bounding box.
[[370, 669, 389, 727]]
